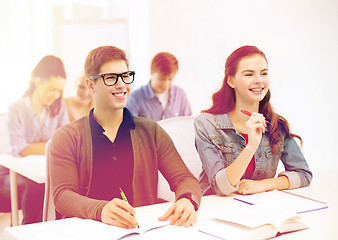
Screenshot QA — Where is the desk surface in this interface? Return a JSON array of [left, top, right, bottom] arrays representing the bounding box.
[[2, 169, 338, 240], [0, 154, 45, 183]]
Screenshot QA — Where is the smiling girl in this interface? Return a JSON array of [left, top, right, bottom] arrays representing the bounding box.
[[194, 45, 312, 196], [0, 55, 69, 224]]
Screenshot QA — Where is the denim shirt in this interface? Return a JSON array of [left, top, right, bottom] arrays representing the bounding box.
[[194, 112, 312, 196]]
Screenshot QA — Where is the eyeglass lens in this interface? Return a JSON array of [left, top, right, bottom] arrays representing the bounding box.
[[103, 72, 134, 86]]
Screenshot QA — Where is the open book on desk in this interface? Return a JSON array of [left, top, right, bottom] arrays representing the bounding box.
[[6, 217, 169, 240], [199, 204, 308, 240], [60, 217, 169, 240], [233, 189, 328, 214]]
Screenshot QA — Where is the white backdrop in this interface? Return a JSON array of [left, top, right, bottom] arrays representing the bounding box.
[[1, 0, 337, 174], [146, 0, 338, 174]]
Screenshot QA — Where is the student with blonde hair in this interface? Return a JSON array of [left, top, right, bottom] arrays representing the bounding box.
[[65, 72, 94, 122]]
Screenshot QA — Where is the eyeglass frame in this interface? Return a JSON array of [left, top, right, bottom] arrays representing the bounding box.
[[89, 71, 135, 86]]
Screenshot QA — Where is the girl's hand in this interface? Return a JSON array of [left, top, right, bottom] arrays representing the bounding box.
[[245, 112, 266, 150], [158, 198, 197, 227], [101, 198, 138, 229], [237, 179, 269, 195], [238, 177, 290, 195]]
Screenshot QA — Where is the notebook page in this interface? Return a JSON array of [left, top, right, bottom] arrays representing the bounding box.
[[213, 204, 299, 229], [234, 190, 327, 214], [59, 217, 168, 240]]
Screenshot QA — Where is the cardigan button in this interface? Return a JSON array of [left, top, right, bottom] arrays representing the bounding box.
[[258, 152, 262, 157]]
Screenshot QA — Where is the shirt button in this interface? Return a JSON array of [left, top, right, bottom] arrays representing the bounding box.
[[113, 156, 117, 161], [258, 152, 262, 157]]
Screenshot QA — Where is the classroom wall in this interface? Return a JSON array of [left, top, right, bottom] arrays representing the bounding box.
[[1, 0, 337, 175], [147, 0, 338, 173]]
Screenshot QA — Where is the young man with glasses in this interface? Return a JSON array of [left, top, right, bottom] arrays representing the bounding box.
[[126, 52, 192, 121], [47, 46, 201, 229]]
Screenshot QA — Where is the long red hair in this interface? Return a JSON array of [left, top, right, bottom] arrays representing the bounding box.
[[204, 46, 302, 153]]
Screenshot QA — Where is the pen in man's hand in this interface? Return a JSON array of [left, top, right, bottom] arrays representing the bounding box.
[[119, 187, 140, 228]]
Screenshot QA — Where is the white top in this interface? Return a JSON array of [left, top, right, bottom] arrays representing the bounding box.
[[155, 91, 169, 110], [6, 97, 69, 155]]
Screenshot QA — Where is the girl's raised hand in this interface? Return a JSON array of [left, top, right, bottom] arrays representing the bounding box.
[[245, 112, 266, 150]]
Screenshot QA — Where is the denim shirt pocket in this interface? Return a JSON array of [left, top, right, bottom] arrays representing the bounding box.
[[211, 137, 236, 167], [264, 142, 284, 177]]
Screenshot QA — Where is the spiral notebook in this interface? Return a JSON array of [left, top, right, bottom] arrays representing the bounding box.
[[233, 190, 328, 214]]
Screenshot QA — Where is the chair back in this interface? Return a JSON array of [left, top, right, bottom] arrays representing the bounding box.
[[157, 116, 202, 202], [42, 140, 56, 221], [0, 114, 9, 154]]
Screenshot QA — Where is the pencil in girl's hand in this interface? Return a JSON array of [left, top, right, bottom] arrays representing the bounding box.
[[241, 110, 271, 125]]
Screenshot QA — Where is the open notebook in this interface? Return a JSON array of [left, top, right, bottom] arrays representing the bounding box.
[[233, 189, 328, 214], [59, 217, 169, 240], [6, 217, 169, 240], [199, 204, 308, 240]]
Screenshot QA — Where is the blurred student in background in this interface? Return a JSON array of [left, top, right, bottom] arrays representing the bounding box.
[[195, 45, 312, 196], [127, 52, 192, 121], [0, 55, 69, 224], [65, 72, 93, 121]]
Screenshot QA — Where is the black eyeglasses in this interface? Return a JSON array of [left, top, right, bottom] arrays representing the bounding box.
[[89, 71, 135, 86]]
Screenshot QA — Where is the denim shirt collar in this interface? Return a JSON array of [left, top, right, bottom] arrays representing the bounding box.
[[215, 114, 234, 130], [214, 113, 269, 133]]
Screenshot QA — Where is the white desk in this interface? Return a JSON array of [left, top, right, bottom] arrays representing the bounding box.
[[1, 167, 337, 239], [0, 154, 45, 226], [2, 181, 338, 239]]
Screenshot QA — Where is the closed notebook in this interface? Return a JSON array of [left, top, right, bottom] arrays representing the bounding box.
[[199, 204, 308, 240]]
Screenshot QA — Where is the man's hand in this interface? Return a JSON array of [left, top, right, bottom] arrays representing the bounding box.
[[158, 198, 197, 227], [101, 198, 138, 229]]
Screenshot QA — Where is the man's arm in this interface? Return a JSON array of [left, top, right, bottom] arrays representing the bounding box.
[[49, 123, 108, 221], [155, 123, 202, 226]]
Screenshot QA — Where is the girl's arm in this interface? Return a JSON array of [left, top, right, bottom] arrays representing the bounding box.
[[7, 102, 31, 155], [19, 142, 46, 157], [194, 117, 237, 195], [278, 137, 312, 189], [195, 113, 266, 195], [226, 113, 266, 185], [236, 136, 312, 195], [225, 144, 257, 186], [237, 176, 290, 195]]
